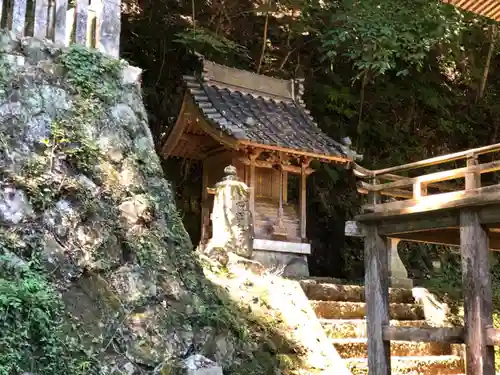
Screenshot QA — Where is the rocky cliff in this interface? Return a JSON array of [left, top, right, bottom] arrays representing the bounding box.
[[0, 31, 343, 375]]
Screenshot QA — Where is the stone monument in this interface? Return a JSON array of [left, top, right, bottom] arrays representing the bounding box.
[[204, 165, 252, 260]]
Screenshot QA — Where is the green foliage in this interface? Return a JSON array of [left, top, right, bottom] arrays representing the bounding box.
[[47, 113, 101, 174], [306, 0, 466, 78], [0, 59, 11, 86], [174, 28, 249, 61], [0, 253, 95, 375], [59, 44, 122, 101]]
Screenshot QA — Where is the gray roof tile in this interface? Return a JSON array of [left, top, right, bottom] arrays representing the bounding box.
[[182, 68, 356, 160]]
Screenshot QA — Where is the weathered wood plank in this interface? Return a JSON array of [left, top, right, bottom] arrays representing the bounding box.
[[75, 0, 88, 45], [377, 211, 459, 235], [238, 157, 314, 175], [53, 0, 68, 44], [357, 181, 412, 199], [382, 226, 500, 251], [12, 0, 28, 35], [299, 162, 307, 239], [353, 164, 456, 192], [359, 184, 500, 220], [364, 225, 391, 375], [249, 157, 256, 219], [97, 0, 120, 57], [480, 204, 500, 225], [460, 209, 495, 375], [200, 159, 210, 247], [368, 204, 500, 234], [34, 0, 49, 39], [383, 326, 464, 344], [367, 159, 500, 193]]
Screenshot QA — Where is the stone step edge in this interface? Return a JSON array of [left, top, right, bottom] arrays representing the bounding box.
[[301, 280, 414, 293], [312, 301, 422, 309], [345, 355, 462, 364], [319, 318, 429, 325]]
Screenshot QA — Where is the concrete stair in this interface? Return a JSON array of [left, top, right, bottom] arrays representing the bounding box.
[[299, 278, 464, 375]]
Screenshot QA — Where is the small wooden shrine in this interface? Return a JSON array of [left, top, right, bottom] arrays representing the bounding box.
[[160, 58, 359, 274]]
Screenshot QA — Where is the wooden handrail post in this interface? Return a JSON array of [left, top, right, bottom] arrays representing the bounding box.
[[369, 177, 381, 206], [413, 181, 428, 199], [460, 208, 495, 374], [364, 224, 391, 375], [465, 153, 480, 190]]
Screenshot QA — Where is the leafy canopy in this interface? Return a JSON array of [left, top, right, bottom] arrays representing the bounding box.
[[305, 0, 466, 78]]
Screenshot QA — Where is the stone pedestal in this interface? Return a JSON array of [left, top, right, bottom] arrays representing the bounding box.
[[388, 238, 413, 289]]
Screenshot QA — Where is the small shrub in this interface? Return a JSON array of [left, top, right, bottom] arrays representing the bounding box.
[[0, 254, 95, 375], [59, 44, 122, 101]]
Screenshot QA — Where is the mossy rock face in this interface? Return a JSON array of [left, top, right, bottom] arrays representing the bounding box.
[[0, 32, 265, 374]]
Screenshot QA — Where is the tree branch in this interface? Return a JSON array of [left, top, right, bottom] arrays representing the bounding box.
[[477, 24, 497, 102], [257, 0, 272, 74]]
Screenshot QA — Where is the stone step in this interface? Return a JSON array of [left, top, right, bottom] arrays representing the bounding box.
[[332, 338, 453, 358], [300, 282, 414, 304], [321, 319, 429, 339], [311, 301, 424, 320], [295, 276, 344, 285], [345, 355, 464, 375]]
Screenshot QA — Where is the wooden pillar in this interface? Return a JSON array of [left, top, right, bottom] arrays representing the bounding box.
[[460, 209, 494, 375], [365, 224, 391, 375], [249, 158, 256, 217], [461, 152, 494, 375], [300, 162, 307, 240], [200, 160, 210, 247]]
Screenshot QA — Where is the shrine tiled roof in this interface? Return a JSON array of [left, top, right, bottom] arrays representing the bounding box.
[[182, 60, 359, 161]]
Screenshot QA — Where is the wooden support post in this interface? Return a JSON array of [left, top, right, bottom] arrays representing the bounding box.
[[300, 162, 307, 240], [365, 224, 391, 375], [249, 155, 257, 218], [200, 160, 210, 247], [466, 153, 480, 190], [460, 208, 494, 375], [413, 181, 428, 199]]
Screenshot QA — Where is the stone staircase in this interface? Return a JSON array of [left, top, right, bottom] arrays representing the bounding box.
[[299, 278, 465, 375]]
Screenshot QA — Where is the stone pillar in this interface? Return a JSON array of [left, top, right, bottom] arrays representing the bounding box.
[[204, 165, 252, 259], [388, 238, 413, 289]]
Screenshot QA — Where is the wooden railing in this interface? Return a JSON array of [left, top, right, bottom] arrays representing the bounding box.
[[353, 142, 500, 219], [0, 0, 120, 58], [354, 143, 500, 375]]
